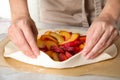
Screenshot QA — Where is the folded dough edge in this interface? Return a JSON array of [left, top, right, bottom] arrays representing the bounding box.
[[4, 41, 117, 68]]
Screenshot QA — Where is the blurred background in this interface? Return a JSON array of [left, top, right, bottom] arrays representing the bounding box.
[[0, 0, 39, 22]]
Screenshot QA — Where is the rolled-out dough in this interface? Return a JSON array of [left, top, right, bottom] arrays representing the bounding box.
[[4, 41, 117, 68], [4, 29, 117, 68]]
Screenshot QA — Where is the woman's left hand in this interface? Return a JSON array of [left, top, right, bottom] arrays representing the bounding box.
[[81, 16, 119, 59]]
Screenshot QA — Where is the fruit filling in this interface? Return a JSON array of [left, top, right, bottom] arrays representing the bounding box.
[[37, 30, 86, 61]]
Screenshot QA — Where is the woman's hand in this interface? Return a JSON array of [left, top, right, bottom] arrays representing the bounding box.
[[81, 15, 119, 59], [8, 17, 40, 58]]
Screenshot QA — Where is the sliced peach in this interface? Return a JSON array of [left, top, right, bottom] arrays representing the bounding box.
[[60, 33, 80, 45], [40, 35, 58, 43], [45, 41, 58, 50], [45, 50, 53, 58], [49, 32, 64, 44], [45, 50, 59, 61], [44, 31, 52, 35], [52, 52, 59, 61], [37, 30, 86, 61], [79, 44, 85, 49], [59, 30, 71, 41], [37, 35, 41, 40], [37, 39, 46, 48]]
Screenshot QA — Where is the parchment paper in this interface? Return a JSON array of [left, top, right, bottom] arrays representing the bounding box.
[[0, 28, 120, 78]]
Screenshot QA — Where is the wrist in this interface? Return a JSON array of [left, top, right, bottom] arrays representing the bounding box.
[[11, 15, 31, 23], [96, 13, 119, 29], [98, 13, 117, 23], [99, 12, 119, 24], [9, 0, 30, 22], [99, 0, 120, 23]]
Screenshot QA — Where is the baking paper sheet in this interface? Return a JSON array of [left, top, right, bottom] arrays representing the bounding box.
[[4, 29, 117, 68]]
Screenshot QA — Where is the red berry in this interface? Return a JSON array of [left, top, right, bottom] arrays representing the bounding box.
[[79, 36, 86, 43], [58, 53, 67, 61], [65, 51, 73, 59], [51, 46, 64, 53]]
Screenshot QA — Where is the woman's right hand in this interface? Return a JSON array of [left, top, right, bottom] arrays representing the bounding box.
[[8, 17, 40, 58]]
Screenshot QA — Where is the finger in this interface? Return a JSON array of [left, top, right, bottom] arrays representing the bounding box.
[[81, 26, 105, 56], [85, 29, 111, 59], [85, 25, 95, 43], [89, 35, 117, 59], [21, 25, 40, 56], [31, 22, 38, 38], [9, 26, 37, 58], [86, 29, 118, 59]]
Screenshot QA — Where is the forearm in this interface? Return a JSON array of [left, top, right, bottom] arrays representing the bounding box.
[[99, 0, 120, 22], [9, 0, 30, 21]]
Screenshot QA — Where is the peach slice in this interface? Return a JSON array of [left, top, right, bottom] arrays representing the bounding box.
[[60, 33, 80, 45], [59, 30, 71, 41], [37, 39, 46, 49], [45, 50, 53, 58], [44, 31, 52, 35], [40, 35, 58, 43], [45, 41, 58, 50], [37, 35, 41, 40], [52, 52, 59, 61], [79, 43, 85, 49], [45, 50, 59, 61], [49, 32, 64, 44]]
